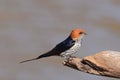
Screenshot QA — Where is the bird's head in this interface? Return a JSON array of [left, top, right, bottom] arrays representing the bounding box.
[[70, 28, 87, 40]]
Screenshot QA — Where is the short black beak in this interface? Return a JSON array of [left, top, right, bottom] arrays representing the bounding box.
[[84, 32, 87, 35]]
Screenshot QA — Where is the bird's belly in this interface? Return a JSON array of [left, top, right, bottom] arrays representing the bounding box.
[[67, 43, 81, 53], [60, 42, 81, 56]]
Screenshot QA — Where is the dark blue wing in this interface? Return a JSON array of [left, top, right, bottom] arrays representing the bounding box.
[[32, 36, 75, 59], [20, 36, 75, 63], [50, 36, 75, 55]]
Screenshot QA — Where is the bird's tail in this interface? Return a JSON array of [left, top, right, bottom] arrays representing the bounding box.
[[20, 58, 37, 63], [20, 51, 54, 63]]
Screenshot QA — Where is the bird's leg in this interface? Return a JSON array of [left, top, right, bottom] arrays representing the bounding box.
[[64, 55, 74, 62], [69, 55, 76, 58], [61, 54, 76, 63], [62, 55, 74, 65]]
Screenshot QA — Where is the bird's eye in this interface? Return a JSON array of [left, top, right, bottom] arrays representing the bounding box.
[[79, 32, 83, 34]]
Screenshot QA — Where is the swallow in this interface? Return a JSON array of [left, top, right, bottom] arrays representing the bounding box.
[[20, 28, 86, 63]]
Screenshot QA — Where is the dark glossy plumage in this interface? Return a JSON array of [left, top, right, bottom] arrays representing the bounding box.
[[20, 28, 86, 63], [20, 36, 75, 63], [36, 36, 75, 58]]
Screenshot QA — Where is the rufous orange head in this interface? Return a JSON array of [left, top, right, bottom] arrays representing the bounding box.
[[70, 28, 87, 40]]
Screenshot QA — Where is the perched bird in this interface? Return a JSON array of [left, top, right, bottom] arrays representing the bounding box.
[[20, 28, 87, 63]]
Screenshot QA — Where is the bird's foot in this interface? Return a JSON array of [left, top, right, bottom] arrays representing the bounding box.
[[65, 55, 76, 61], [62, 55, 76, 65], [63, 56, 76, 65], [62, 57, 74, 65], [69, 55, 76, 58]]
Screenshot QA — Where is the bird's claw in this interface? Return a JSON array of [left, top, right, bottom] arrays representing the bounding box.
[[69, 55, 76, 58], [62, 57, 74, 65]]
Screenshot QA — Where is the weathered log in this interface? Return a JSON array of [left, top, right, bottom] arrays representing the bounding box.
[[63, 50, 120, 78]]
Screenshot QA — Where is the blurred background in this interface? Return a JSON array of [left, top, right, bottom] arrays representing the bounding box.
[[0, 0, 120, 80]]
